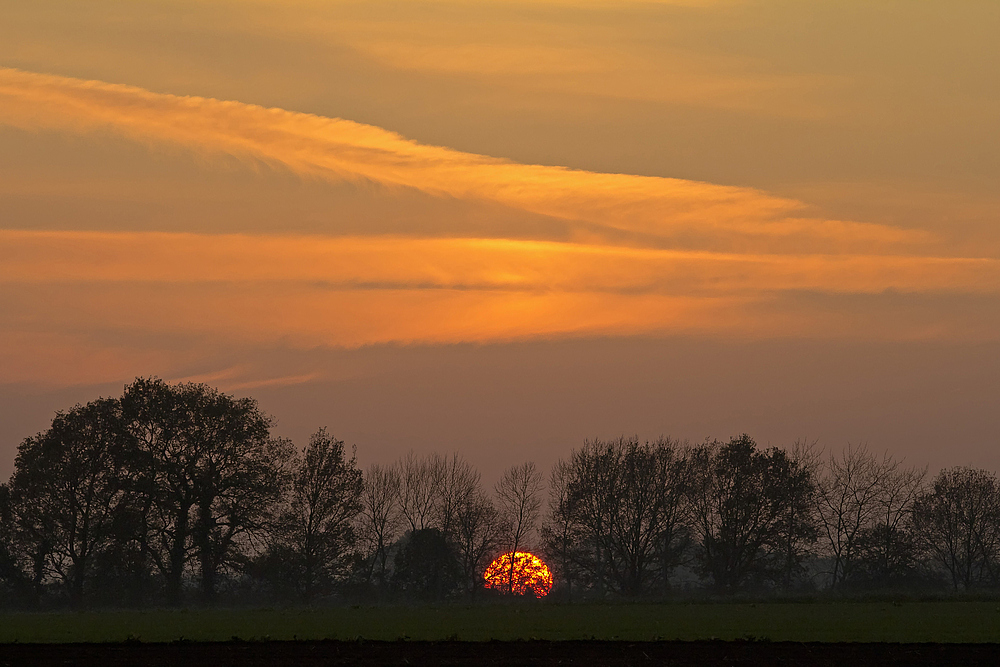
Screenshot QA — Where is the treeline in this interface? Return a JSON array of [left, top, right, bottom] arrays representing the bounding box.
[[1, 378, 999, 608]]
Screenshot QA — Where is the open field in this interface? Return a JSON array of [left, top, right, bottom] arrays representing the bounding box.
[[3, 640, 1000, 667], [4, 602, 1000, 644]]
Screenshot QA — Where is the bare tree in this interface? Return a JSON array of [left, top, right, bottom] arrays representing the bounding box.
[[857, 461, 926, 585], [495, 461, 543, 594], [914, 467, 1000, 590], [541, 459, 584, 599], [563, 442, 617, 596], [358, 463, 402, 588], [815, 445, 923, 589], [434, 453, 480, 538], [454, 489, 504, 596], [396, 452, 444, 533]]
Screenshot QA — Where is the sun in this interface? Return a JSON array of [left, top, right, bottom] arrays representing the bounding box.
[[483, 551, 553, 597]]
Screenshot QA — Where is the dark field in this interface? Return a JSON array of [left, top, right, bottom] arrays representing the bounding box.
[[5, 603, 1000, 666], [4, 602, 1000, 644], [2, 640, 1000, 667]]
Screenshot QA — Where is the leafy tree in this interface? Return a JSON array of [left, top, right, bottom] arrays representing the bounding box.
[[392, 528, 460, 600], [120, 377, 292, 604], [272, 428, 363, 601], [688, 435, 816, 593], [0, 482, 31, 606], [8, 398, 136, 607]]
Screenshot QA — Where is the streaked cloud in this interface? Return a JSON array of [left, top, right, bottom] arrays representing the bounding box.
[[0, 66, 995, 393], [0, 67, 925, 253], [2, 231, 996, 296]]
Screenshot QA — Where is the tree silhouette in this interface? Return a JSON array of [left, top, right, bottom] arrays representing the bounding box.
[[914, 467, 1000, 590], [392, 528, 461, 600], [688, 435, 815, 593], [271, 428, 362, 601], [495, 462, 542, 595], [357, 463, 402, 591], [9, 398, 135, 607], [120, 377, 292, 604]]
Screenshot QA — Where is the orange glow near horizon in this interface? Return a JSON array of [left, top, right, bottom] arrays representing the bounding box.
[[483, 552, 554, 597]]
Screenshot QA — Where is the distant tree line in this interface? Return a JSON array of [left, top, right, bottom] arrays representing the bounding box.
[[1, 378, 999, 608]]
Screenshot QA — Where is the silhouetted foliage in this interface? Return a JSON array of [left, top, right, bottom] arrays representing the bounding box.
[[9, 379, 1000, 606], [392, 528, 461, 600], [547, 438, 689, 598], [9, 398, 135, 607], [0, 482, 31, 605], [265, 428, 362, 601], [120, 378, 293, 604], [688, 435, 816, 593]]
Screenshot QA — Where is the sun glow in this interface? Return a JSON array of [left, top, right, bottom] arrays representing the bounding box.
[[483, 551, 553, 597]]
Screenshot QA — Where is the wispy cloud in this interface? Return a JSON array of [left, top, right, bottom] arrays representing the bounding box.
[[0, 67, 925, 253], [1, 230, 996, 296], [1, 66, 995, 392]]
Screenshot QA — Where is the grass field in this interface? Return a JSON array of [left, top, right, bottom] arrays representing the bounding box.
[[2, 602, 1000, 644]]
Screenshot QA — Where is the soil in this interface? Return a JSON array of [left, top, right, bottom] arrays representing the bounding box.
[[1, 640, 998, 666]]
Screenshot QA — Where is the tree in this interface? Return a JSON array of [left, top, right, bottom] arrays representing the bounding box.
[[8, 398, 136, 607], [541, 459, 586, 599], [553, 438, 690, 597], [121, 377, 292, 604], [815, 445, 924, 589], [357, 463, 402, 590], [434, 453, 480, 539], [395, 452, 444, 533], [914, 467, 1000, 591], [772, 440, 820, 590], [0, 482, 30, 606], [391, 528, 460, 600], [273, 428, 363, 601], [494, 462, 543, 595], [855, 460, 925, 587], [560, 443, 617, 596], [688, 435, 816, 593], [454, 489, 504, 596]]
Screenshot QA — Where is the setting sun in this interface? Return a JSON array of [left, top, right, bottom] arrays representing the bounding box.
[[483, 552, 553, 597]]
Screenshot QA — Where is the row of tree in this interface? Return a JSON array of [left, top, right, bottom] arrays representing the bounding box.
[[545, 435, 1000, 597], [2, 378, 1000, 607]]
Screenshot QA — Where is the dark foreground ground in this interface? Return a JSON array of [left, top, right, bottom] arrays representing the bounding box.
[[2, 641, 1000, 667]]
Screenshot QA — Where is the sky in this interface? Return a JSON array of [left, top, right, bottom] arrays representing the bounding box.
[[1, 0, 999, 482]]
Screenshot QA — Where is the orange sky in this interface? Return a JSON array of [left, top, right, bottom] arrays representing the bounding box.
[[1, 1, 998, 480]]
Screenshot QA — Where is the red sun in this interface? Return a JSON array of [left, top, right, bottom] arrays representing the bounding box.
[[483, 551, 553, 597]]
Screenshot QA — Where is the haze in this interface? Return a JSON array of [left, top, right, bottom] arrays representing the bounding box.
[[1, 0, 998, 481]]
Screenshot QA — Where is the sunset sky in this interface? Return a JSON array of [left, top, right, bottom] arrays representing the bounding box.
[[2, 0, 998, 481]]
